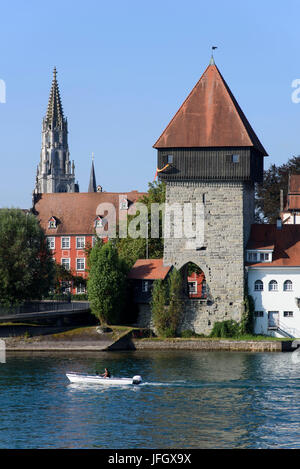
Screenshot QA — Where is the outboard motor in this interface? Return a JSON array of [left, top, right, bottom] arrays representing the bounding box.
[[132, 375, 142, 385]]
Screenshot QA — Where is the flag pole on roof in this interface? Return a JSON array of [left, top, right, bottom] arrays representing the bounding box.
[[210, 46, 218, 65]]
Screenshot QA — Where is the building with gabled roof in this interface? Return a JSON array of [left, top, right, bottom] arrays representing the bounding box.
[[246, 223, 300, 338], [34, 190, 146, 294], [281, 174, 300, 224]]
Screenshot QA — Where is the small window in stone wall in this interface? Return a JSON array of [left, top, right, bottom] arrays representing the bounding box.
[[284, 311, 293, 317], [254, 311, 264, 317]]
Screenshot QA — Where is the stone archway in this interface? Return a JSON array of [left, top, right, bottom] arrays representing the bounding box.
[[179, 262, 210, 302]]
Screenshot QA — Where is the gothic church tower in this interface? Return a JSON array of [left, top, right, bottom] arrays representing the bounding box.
[[34, 68, 79, 194]]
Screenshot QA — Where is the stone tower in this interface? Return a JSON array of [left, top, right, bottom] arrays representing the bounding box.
[[34, 68, 79, 194], [153, 59, 268, 334]]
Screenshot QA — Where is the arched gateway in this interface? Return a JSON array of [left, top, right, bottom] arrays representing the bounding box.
[[153, 59, 267, 335]]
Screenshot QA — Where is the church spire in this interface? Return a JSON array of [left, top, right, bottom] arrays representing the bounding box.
[[88, 153, 97, 192], [46, 67, 64, 128], [33, 68, 79, 195]]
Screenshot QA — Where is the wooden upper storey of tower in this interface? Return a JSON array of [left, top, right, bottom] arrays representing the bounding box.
[[154, 62, 267, 182]]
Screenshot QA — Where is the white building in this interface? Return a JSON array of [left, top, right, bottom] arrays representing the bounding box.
[[247, 222, 300, 338]]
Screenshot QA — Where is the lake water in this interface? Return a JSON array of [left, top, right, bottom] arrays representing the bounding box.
[[1, 350, 300, 449]]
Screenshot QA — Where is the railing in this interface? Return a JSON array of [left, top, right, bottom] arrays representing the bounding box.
[[268, 318, 300, 339], [0, 301, 90, 317]]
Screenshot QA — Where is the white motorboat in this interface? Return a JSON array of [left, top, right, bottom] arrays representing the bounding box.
[[66, 372, 142, 385]]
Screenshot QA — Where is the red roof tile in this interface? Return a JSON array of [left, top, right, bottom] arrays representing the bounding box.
[[127, 259, 171, 280], [154, 64, 267, 155], [247, 224, 300, 267], [34, 191, 146, 236]]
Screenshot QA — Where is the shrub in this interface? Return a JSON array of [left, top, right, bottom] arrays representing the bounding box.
[[209, 320, 240, 338], [151, 268, 183, 337]]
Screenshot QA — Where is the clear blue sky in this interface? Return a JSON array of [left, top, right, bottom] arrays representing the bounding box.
[[1, 0, 300, 208]]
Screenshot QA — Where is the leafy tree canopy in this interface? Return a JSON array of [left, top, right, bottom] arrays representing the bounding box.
[[0, 209, 55, 306], [256, 156, 300, 223], [87, 240, 127, 324]]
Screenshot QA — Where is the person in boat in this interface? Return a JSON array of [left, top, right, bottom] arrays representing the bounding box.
[[101, 368, 111, 378]]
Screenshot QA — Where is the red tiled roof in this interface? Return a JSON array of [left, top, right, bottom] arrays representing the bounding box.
[[34, 191, 146, 236], [153, 64, 267, 155], [127, 259, 171, 280], [247, 224, 300, 267]]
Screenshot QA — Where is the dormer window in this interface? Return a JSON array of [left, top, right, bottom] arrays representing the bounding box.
[[119, 197, 128, 210], [247, 252, 257, 262], [94, 215, 103, 228], [247, 250, 273, 263], [48, 217, 57, 229]]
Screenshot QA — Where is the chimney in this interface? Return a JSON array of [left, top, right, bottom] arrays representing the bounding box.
[[280, 189, 284, 212], [276, 218, 282, 230]]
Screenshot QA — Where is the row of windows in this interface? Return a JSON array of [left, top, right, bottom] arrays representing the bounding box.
[[254, 279, 293, 291], [47, 236, 97, 250], [254, 311, 294, 318], [61, 282, 86, 294], [61, 258, 85, 271]]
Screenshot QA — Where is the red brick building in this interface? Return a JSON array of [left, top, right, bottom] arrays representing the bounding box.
[[34, 191, 146, 294]]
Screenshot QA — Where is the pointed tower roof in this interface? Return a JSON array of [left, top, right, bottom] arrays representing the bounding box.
[[46, 67, 64, 127], [88, 154, 97, 192], [154, 63, 267, 155]]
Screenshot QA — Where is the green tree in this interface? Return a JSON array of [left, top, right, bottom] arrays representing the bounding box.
[[167, 268, 183, 336], [151, 279, 168, 336], [256, 155, 300, 223], [151, 268, 183, 337], [87, 240, 127, 324], [0, 208, 55, 306], [117, 180, 166, 269]]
